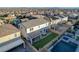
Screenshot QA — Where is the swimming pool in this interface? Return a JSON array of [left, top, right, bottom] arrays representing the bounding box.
[[49, 40, 77, 52], [63, 36, 69, 40], [65, 34, 73, 38]]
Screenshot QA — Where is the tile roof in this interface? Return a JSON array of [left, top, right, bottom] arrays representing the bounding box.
[[21, 18, 48, 28], [0, 24, 20, 37]]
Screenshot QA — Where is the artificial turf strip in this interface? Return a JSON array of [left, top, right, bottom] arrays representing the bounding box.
[[33, 33, 58, 50]]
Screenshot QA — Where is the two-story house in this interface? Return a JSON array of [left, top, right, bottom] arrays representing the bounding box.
[[19, 18, 49, 44], [0, 24, 24, 52]]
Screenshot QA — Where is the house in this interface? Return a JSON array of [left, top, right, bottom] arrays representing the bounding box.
[[19, 18, 49, 44], [0, 19, 4, 26], [11, 15, 44, 28], [5, 14, 16, 20], [20, 18, 29, 22], [32, 15, 45, 19], [45, 15, 68, 30], [45, 14, 68, 25], [11, 18, 21, 28], [68, 13, 78, 19], [5, 14, 16, 23], [51, 16, 62, 24], [0, 24, 24, 52], [58, 15, 68, 23]]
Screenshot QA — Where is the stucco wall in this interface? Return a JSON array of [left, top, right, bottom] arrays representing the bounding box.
[[27, 23, 49, 33], [0, 38, 23, 52], [0, 32, 21, 44]]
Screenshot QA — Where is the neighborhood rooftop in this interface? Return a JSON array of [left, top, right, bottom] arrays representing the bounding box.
[[21, 18, 48, 28], [0, 24, 20, 37]]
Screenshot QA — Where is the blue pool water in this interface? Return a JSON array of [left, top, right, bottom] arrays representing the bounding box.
[[63, 36, 69, 40], [65, 34, 72, 38], [50, 40, 77, 52]]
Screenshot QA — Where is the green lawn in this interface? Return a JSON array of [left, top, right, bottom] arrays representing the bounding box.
[[33, 33, 58, 50], [0, 17, 5, 20]]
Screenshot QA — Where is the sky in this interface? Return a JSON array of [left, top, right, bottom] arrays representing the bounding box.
[[0, 0, 79, 7]]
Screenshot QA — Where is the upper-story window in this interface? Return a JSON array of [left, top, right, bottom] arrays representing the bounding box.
[[38, 26, 40, 28], [15, 34, 17, 37], [30, 27, 34, 31]]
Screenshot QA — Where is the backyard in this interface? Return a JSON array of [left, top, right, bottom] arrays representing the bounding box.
[[33, 32, 58, 50]]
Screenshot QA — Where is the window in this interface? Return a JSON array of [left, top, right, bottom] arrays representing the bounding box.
[[15, 34, 17, 37], [40, 31, 42, 33], [38, 26, 40, 28], [44, 29, 45, 31], [30, 27, 34, 31]]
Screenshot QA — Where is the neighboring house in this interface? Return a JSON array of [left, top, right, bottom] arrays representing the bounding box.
[[5, 14, 16, 20], [0, 19, 4, 26], [19, 19, 49, 44], [11, 18, 30, 28], [5, 14, 16, 23], [12, 15, 45, 28], [45, 15, 68, 30], [20, 18, 29, 22], [45, 15, 68, 25], [11, 18, 21, 28], [68, 13, 78, 19], [50, 16, 61, 25], [32, 15, 45, 19], [58, 15, 68, 23], [0, 24, 24, 52], [54, 15, 68, 23]]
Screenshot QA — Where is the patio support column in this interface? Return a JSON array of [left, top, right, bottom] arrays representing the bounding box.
[[30, 38, 33, 44], [23, 42, 26, 48], [40, 34, 42, 39]]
